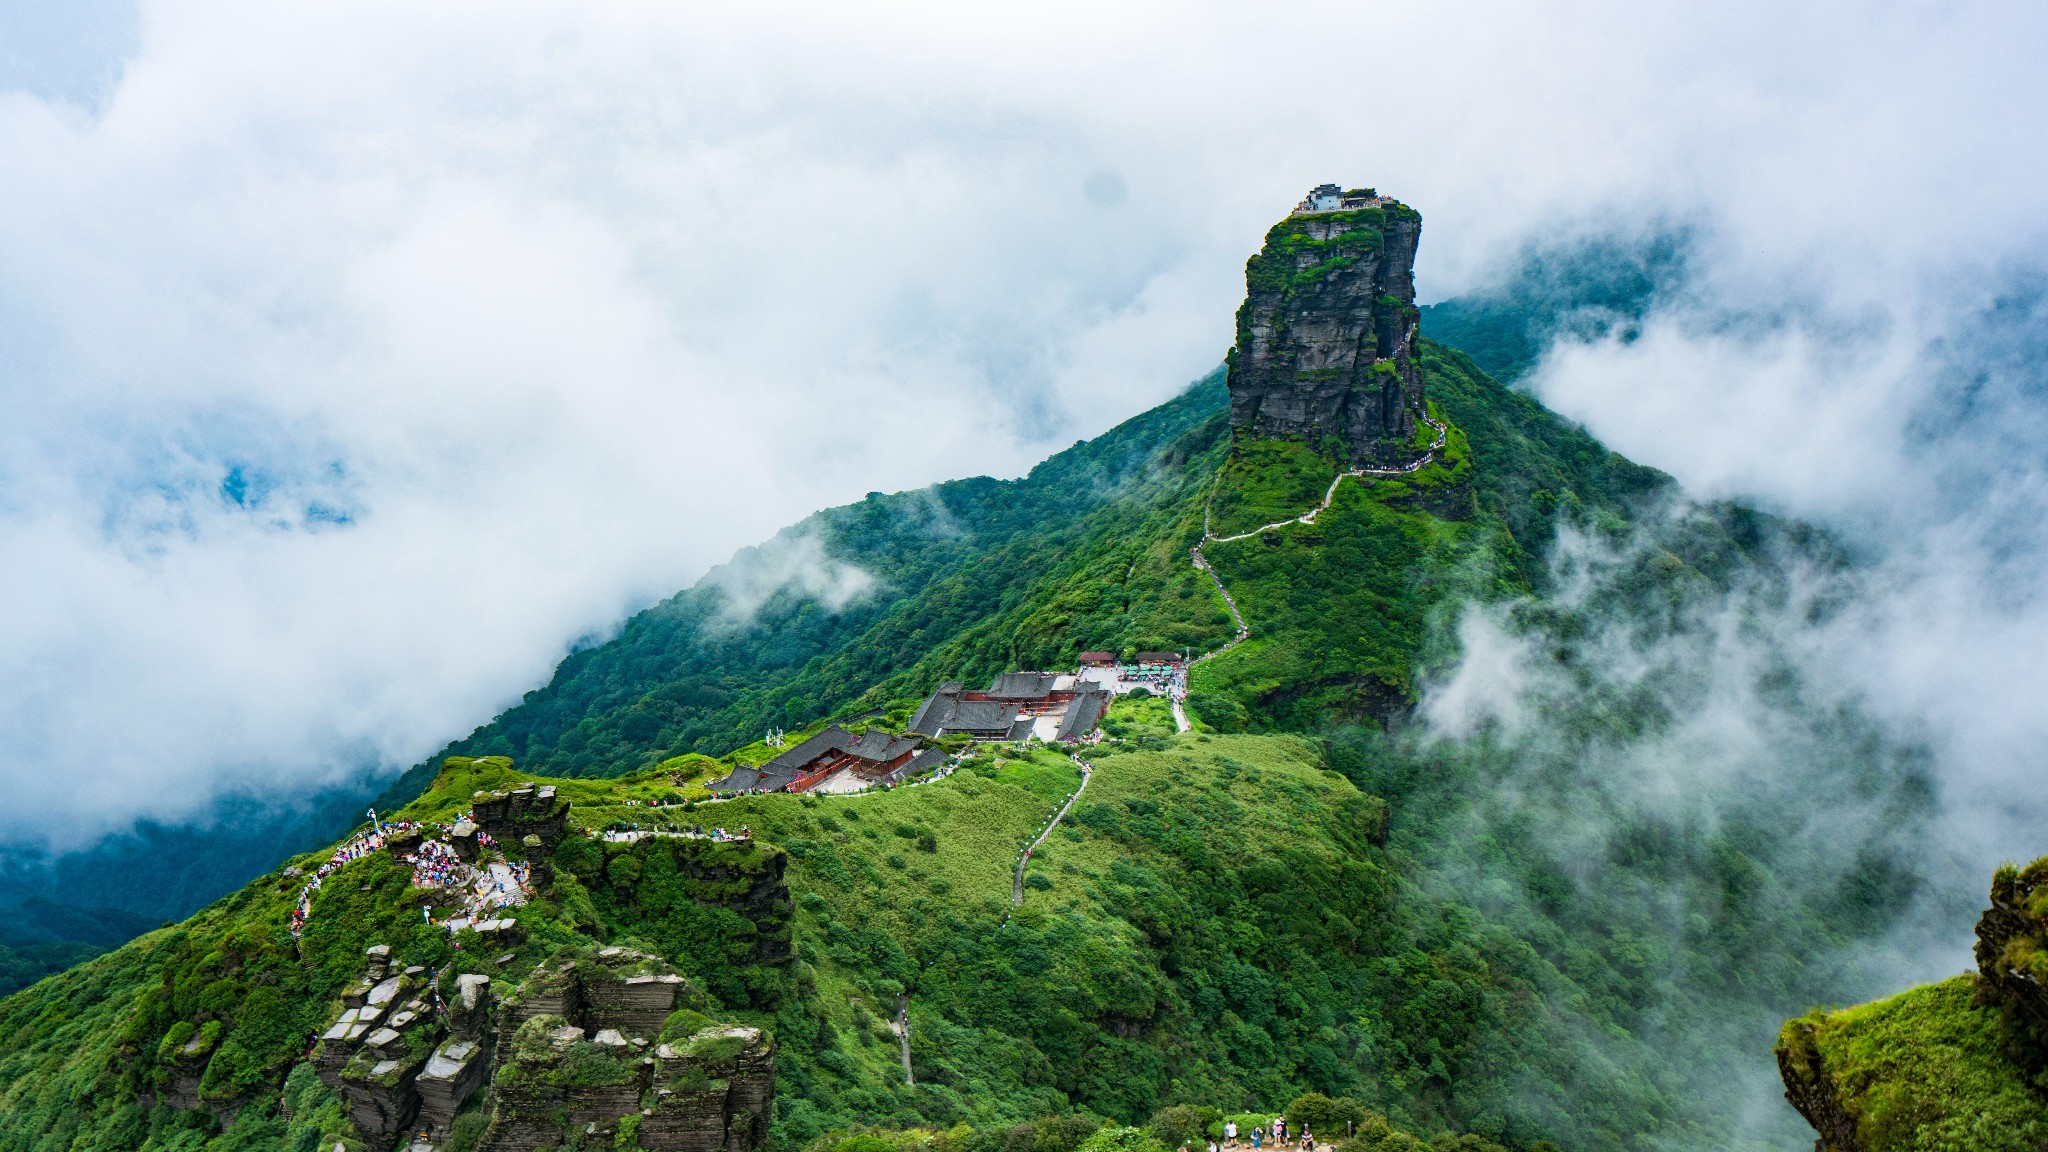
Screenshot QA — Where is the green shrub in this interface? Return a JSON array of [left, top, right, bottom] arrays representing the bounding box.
[[1079, 1127, 1169, 1152]]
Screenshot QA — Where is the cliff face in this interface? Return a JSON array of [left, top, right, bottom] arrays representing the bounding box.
[[476, 945, 772, 1152], [1227, 192, 1426, 464], [1776, 858, 2048, 1151], [1971, 856, 2048, 1064]]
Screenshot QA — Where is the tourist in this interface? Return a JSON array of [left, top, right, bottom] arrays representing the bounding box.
[[1225, 1121, 1236, 1146], [1276, 1119, 1287, 1145], [1251, 1128, 1261, 1151]]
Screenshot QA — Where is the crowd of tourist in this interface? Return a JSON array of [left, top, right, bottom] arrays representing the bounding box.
[[599, 822, 754, 843], [287, 819, 423, 937], [405, 836, 467, 889], [290, 812, 528, 938]]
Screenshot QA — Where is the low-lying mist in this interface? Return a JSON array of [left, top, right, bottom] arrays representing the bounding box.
[[1379, 225, 2048, 1146], [1328, 497, 1961, 1148]]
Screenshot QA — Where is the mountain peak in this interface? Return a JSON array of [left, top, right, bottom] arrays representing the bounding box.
[[1226, 188, 1425, 465]]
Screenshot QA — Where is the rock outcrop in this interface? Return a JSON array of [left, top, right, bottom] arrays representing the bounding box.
[[316, 949, 446, 1151], [1778, 857, 2048, 1150], [477, 945, 769, 1152], [1973, 856, 2048, 1065], [1227, 187, 1426, 465], [1774, 1017, 1865, 1152], [472, 784, 570, 853]]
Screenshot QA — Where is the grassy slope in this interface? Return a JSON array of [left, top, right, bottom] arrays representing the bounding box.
[[1207, 439, 1338, 538], [1779, 976, 2048, 1151], [0, 714, 1537, 1151]]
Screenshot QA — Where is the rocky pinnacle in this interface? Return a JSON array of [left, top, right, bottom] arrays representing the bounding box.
[[1226, 189, 1425, 463]]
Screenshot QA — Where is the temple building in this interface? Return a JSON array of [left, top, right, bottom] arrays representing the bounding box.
[[908, 672, 1109, 743], [711, 725, 945, 794]]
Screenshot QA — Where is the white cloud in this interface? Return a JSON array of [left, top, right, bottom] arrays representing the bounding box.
[[2, 0, 2047, 851]]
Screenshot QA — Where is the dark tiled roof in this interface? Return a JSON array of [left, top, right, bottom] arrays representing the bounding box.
[[850, 729, 919, 763], [1005, 716, 1036, 741], [762, 726, 855, 775], [1056, 690, 1109, 741], [715, 723, 925, 790], [1078, 651, 1116, 665], [987, 672, 1057, 699], [711, 765, 764, 791], [907, 693, 951, 736], [1133, 652, 1181, 664], [884, 747, 947, 784], [908, 693, 1019, 736]]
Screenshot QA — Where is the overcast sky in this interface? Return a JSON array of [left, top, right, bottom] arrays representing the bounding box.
[[3, 1, 2047, 853]]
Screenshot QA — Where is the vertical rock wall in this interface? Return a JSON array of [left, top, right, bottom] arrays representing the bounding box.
[[1226, 192, 1426, 464]]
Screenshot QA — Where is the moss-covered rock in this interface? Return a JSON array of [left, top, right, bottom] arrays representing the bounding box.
[[1777, 976, 2048, 1152]]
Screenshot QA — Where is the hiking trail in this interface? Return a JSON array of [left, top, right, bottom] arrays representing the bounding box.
[[1189, 410, 1448, 669], [1009, 754, 1093, 908]]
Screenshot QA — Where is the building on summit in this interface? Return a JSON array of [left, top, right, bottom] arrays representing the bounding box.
[[711, 725, 945, 794], [1293, 184, 1385, 214], [908, 672, 1110, 743]]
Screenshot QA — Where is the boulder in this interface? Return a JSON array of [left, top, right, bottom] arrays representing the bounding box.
[[471, 785, 570, 855], [476, 1015, 649, 1152], [339, 1042, 428, 1152], [586, 970, 688, 1037], [639, 1026, 777, 1152], [447, 974, 492, 1041], [449, 818, 480, 862]]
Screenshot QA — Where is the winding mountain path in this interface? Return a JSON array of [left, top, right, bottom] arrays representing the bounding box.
[[1010, 755, 1093, 907], [893, 994, 914, 1085], [1188, 410, 1448, 670]]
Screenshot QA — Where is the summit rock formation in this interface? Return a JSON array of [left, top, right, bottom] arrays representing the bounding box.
[[1226, 186, 1426, 463]]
